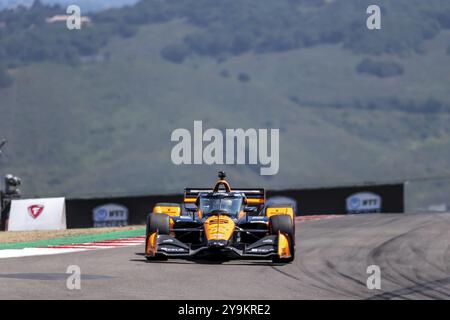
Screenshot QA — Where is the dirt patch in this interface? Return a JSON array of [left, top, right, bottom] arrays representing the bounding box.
[[0, 225, 145, 244]]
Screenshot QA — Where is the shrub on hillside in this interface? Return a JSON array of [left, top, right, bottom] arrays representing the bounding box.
[[220, 70, 230, 78], [160, 44, 191, 63], [117, 24, 138, 39], [356, 59, 404, 78], [238, 73, 251, 83]]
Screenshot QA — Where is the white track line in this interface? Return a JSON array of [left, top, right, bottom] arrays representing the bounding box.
[[0, 237, 145, 259], [0, 248, 87, 259]]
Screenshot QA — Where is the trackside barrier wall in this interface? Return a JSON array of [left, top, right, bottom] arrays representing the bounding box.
[[64, 183, 404, 228], [268, 183, 404, 215], [66, 194, 180, 228]]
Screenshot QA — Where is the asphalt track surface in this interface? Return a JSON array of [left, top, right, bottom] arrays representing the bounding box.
[[0, 213, 449, 300]]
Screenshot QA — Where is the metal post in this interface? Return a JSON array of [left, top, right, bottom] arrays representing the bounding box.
[[0, 139, 5, 215], [0, 140, 4, 229]]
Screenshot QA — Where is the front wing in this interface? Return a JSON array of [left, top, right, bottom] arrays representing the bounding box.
[[145, 232, 291, 259]]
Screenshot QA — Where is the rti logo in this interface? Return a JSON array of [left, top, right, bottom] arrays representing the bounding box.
[[92, 204, 129, 227], [28, 204, 44, 219], [346, 192, 381, 214]]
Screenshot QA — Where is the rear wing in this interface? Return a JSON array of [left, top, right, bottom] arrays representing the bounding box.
[[184, 188, 265, 206]]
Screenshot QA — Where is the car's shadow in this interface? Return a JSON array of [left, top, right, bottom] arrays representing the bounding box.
[[131, 252, 283, 266]]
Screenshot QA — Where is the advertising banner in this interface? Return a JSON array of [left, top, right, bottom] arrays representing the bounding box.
[[346, 192, 382, 214], [8, 197, 66, 231], [92, 203, 129, 227]]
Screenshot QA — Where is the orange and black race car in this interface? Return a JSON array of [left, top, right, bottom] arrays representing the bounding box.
[[145, 172, 295, 263]]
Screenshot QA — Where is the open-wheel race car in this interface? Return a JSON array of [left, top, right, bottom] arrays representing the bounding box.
[[145, 172, 296, 263]]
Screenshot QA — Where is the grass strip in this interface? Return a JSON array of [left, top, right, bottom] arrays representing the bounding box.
[[0, 228, 145, 250]]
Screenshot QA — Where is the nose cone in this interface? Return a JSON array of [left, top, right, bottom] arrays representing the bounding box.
[[204, 215, 235, 242]]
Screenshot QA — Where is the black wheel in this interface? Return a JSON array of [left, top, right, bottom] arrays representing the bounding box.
[[269, 215, 295, 263], [145, 213, 170, 261], [146, 213, 170, 236]]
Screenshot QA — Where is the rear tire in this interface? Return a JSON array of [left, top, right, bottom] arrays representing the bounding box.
[[269, 215, 295, 263], [145, 213, 170, 261]]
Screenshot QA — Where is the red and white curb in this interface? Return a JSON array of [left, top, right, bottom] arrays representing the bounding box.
[[0, 236, 145, 259], [46, 236, 145, 250], [295, 215, 341, 222]]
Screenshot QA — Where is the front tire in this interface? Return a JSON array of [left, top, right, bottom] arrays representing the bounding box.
[[269, 215, 295, 263], [145, 213, 170, 261], [146, 213, 170, 236]]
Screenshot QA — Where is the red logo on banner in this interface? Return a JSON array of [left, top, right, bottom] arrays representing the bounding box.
[[28, 205, 44, 219]]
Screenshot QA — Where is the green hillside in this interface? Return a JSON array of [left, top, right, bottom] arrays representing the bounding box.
[[1, 1, 450, 210]]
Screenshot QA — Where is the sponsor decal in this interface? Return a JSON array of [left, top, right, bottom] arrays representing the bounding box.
[[92, 204, 128, 228], [28, 204, 44, 219], [177, 216, 193, 220], [346, 192, 382, 214], [248, 216, 265, 220], [160, 247, 186, 252], [250, 248, 273, 253]]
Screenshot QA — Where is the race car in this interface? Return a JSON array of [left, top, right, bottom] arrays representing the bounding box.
[[145, 172, 296, 263]]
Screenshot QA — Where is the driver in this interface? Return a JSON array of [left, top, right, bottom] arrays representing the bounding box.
[[220, 199, 233, 211]]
